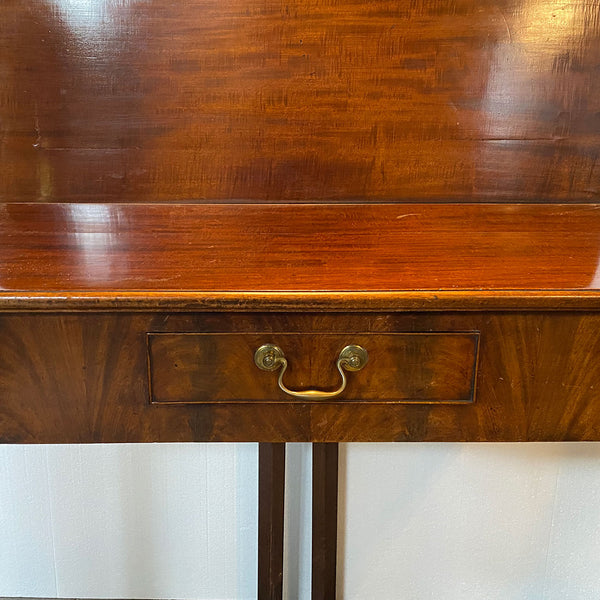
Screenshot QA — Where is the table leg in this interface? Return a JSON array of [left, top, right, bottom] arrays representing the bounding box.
[[258, 443, 286, 600], [312, 442, 339, 600]]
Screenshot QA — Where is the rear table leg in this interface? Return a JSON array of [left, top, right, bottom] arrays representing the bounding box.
[[258, 443, 286, 600]]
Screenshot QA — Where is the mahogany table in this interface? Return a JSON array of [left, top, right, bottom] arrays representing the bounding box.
[[2, 0, 600, 598], [2, 202, 600, 598]]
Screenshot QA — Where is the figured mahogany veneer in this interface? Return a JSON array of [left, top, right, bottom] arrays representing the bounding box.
[[1, 311, 600, 442], [147, 332, 479, 404]]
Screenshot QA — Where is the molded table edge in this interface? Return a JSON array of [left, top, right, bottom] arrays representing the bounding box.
[[1, 290, 600, 312]]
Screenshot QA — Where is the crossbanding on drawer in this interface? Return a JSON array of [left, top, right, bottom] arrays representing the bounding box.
[[147, 332, 479, 404]]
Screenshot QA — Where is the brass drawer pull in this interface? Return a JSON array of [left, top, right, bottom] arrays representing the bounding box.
[[254, 344, 368, 400]]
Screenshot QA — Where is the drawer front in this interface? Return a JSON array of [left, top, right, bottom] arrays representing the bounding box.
[[3, 312, 600, 443], [148, 332, 479, 404]]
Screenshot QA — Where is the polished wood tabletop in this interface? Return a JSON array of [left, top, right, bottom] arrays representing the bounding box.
[[1, 202, 600, 311]]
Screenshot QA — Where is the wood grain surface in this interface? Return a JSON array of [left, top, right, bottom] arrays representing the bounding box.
[[1, 311, 600, 443], [1, 0, 599, 202], [148, 332, 478, 403], [1, 203, 600, 312]]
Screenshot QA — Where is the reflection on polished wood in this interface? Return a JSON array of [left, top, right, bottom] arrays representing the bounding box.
[[1, 0, 599, 202], [1, 203, 600, 311]]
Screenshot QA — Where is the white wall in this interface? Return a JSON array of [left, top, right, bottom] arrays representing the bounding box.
[[340, 444, 600, 599], [1, 443, 600, 599]]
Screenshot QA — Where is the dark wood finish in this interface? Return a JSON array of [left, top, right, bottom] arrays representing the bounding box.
[[1, 311, 600, 443], [2, 0, 600, 597], [258, 443, 286, 600], [312, 443, 339, 600], [2, 0, 599, 203], [148, 332, 479, 404], [1, 204, 600, 312]]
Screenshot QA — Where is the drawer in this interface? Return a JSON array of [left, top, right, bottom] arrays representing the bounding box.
[[4, 312, 600, 443], [147, 332, 479, 404]]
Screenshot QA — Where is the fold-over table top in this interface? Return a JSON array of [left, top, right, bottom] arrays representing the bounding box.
[[1, 202, 599, 311]]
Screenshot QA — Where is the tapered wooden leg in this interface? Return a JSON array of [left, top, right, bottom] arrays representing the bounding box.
[[258, 443, 286, 600], [312, 443, 339, 600]]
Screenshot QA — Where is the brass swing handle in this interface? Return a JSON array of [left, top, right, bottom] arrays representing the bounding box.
[[254, 344, 368, 400]]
